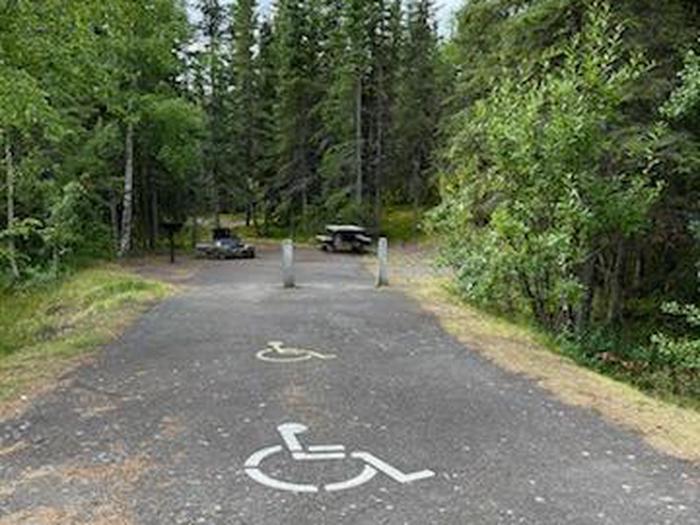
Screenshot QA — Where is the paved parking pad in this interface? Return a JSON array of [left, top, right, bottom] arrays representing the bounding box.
[[1, 247, 698, 524]]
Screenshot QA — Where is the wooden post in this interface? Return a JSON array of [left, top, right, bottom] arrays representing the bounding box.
[[377, 237, 389, 287], [282, 239, 295, 288]]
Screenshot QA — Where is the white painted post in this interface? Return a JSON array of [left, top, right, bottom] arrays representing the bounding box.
[[377, 237, 389, 287], [282, 239, 295, 288]]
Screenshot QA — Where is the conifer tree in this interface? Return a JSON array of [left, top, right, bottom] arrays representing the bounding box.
[[256, 19, 280, 232], [231, 0, 260, 225], [195, 0, 229, 228], [397, 0, 441, 219], [272, 0, 323, 232]]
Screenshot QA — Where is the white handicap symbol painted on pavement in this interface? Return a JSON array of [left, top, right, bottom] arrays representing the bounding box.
[[244, 423, 435, 493], [256, 342, 337, 363]]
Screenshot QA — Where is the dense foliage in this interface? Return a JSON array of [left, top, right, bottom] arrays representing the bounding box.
[[0, 0, 203, 281], [432, 5, 658, 331], [432, 0, 700, 402]]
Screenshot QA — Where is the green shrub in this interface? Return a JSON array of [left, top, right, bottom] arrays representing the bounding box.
[[429, 3, 659, 330]]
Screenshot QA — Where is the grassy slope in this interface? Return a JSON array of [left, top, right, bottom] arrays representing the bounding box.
[[0, 267, 172, 416]]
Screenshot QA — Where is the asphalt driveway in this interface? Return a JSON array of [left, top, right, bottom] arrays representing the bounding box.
[[1, 246, 698, 524]]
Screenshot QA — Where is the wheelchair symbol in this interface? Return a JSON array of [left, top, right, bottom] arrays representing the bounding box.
[[256, 342, 337, 363], [244, 423, 435, 493]]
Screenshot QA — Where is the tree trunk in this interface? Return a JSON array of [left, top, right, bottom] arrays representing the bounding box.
[[251, 201, 259, 233], [109, 189, 120, 255], [411, 157, 421, 236], [150, 177, 158, 250], [4, 135, 19, 279], [191, 213, 198, 250], [301, 173, 308, 233], [632, 244, 643, 291], [576, 254, 596, 333], [294, 145, 308, 233], [119, 121, 135, 258], [519, 272, 547, 328], [203, 160, 220, 230], [355, 76, 363, 207], [607, 237, 627, 324], [139, 158, 148, 250], [301, 191, 307, 230], [262, 195, 270, 236], [374, 49, 388, 231], [213, 174, 221, 230], [374, 118, 383, 230]]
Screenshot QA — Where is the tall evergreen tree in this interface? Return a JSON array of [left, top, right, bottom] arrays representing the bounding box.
[[368, 0, 405, 226], [397, 0, 441, 220], [272, 0, 324, 232], [195, 0, 229, 228], [231, 0, 260, 225], [315, 0, 405, 226], [256, 19, 280, 232], [316, 0, 365, 221]]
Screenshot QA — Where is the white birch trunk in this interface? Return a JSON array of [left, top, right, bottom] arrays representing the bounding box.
[[119, 121, 134, 258]]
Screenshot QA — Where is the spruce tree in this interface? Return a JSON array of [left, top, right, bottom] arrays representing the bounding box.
[[272, 0, 323, 232], [316, 0, 363, 221], [231, 0, 259, 225], [256, 19, 279, 232], [398, 0, 441, 220], [195, 0, 229, 228]]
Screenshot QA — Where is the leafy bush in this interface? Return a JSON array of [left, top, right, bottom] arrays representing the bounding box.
[[650, 303, 700, 369], [429, 3, 659, 331], [555, 323, 699, 406], [1, 181, 112, 282]]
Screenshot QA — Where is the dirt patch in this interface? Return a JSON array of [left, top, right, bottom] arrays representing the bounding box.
[[0, 441, 28, 458], [159, 415, 184, 440], [72, 386, 121, 419], [121, 255, 202, 285], [0, 506, 80, 525], [59, 455, 151, 486], [0, 456, 150, 525], [0, 504, 132, 525], [381, 247, 700, 464], [280, 382, 328, 425], [0, 355, 95, 422]]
